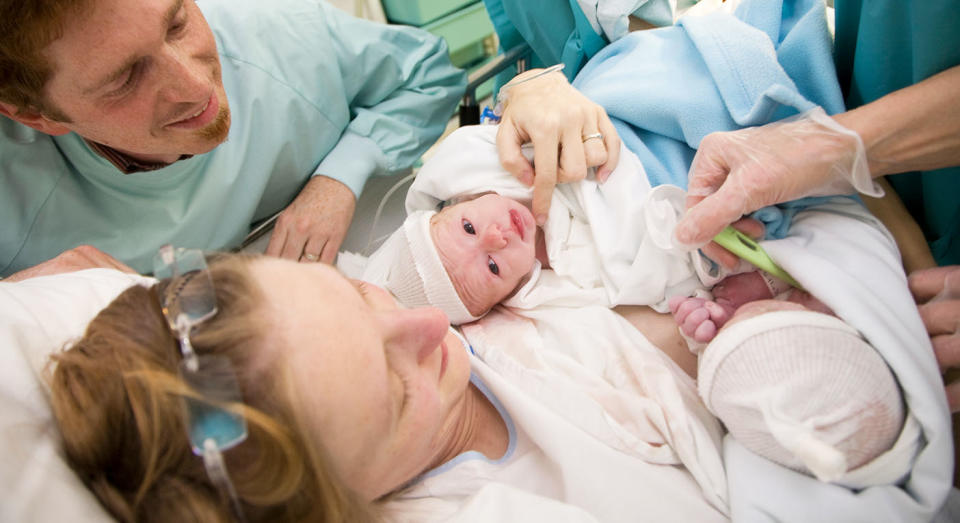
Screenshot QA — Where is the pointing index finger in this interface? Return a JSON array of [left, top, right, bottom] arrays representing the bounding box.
[[532, 133, 559, 224], [496, 120, 535, 186]]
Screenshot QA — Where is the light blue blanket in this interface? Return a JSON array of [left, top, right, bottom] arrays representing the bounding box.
[[572, 0, 843, 239], [573, 1, 953, 521]]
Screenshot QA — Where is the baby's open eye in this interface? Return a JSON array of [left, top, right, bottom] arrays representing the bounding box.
[[487, 258, 499, 275], [462, 219, 476, 235]]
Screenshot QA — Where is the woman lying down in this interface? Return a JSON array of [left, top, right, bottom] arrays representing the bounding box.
[[46, 131, 924, 522], [50, 251, 733, 522], [48, 221, 922, 522]]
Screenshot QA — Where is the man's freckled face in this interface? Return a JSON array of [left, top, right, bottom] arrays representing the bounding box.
[[40, 0, 231, 162], [430, 194, 538, 315]]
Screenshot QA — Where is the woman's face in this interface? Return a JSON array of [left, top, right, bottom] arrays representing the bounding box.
[[249, 258, 473, 500], [431, 193, 537, 315]]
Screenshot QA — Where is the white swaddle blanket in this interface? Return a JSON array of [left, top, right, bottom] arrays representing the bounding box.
[[465, 303, 728, 511], [402, 125, 722, 312], [385, 304, 729, 522], [722, 198, 952, 522]]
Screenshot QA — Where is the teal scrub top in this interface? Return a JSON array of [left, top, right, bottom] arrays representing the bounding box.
[[835, 0, 960, 265], [481, 0, 608, 92]]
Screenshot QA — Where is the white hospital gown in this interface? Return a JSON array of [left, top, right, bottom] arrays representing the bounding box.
[[385, 306, 728, 521]]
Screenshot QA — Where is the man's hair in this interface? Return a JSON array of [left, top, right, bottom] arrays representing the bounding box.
[[0, 0, 88, 117]]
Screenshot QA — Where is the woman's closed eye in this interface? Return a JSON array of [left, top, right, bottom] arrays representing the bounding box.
[[392, 369, 411, 415], [350, 279, 371, 298], [462, 219, 476, 235]]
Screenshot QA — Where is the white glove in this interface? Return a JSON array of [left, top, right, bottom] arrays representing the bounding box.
[[675, 107, 881, 246]]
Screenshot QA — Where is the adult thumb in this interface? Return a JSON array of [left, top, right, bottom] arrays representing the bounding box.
[[675, 191, 746, 246]]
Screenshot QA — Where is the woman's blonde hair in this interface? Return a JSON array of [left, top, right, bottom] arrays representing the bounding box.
[[48, 254, 377, 522]]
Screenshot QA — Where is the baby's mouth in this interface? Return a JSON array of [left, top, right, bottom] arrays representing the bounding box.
[[509, 210, 525, 241]]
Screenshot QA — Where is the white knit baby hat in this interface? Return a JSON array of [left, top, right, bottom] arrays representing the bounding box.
[[384, 210, 481, 325], [698, 310, 905, 485]]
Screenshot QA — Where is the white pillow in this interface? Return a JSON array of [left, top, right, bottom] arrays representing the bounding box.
[[0, 269, 152, 522]]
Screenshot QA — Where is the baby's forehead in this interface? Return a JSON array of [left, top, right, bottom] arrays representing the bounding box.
[[430, 195, 482, 226], [442, 191, 503, 210]]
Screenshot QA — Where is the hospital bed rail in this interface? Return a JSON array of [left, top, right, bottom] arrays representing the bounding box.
[[458, 42, 531, 126]]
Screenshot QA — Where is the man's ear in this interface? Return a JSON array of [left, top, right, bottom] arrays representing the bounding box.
[[0, 101, 71, 135]]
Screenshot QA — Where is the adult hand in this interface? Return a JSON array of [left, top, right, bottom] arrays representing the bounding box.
[[496, 68, 621, 224], [4, 245, 136, 282], [674, 108, 880, 248], [266, 175, 356, 264], [909, 265, 960, 412]]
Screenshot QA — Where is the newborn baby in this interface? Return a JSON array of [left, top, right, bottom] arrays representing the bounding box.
[[427, 193, 541, 318], [371, 187, 716, 324], [672, 281, 912, 487], [364, 125, 726, 325], [365, 193, 538, 324]]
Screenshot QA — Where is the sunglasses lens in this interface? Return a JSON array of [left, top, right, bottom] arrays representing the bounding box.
[[181, 356, 248, 455]]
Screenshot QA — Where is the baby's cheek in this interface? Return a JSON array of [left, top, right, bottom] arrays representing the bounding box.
[[713, 272, 771, 303], [785, 289, 835, 316]]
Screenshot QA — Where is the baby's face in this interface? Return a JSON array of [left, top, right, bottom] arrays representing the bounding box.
[[430, 194, 537, 315]]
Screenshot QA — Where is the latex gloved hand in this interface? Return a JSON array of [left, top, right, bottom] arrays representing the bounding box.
[[266, 175, 356, 264], [675, 107, 882, 248], [909, 265, 960, 412], [496, 68, 621, 225]]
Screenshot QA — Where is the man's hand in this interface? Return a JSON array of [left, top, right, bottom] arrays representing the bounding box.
[[909, 265, 960, 412], [4, 245, 136, 283], [495, 69, 621, 225], [266, 175, 356, 264]]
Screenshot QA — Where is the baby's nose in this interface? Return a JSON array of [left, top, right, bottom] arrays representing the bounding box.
[[481, 225, 507, 250]]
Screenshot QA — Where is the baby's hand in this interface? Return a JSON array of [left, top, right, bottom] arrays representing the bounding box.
[[668, 295, 736, 343]]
